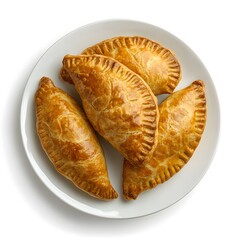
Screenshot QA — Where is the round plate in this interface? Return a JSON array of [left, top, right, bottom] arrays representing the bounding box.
[[20, 19, 220, 219]]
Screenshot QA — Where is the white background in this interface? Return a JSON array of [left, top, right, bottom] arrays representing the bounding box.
[[0, 0, 239, 239]]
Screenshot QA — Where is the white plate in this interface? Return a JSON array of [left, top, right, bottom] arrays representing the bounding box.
[[20, 19, 220, 219]]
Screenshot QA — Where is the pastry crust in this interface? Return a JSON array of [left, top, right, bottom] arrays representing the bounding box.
[[35, 77, 118, 200], [62, 54, 159, 166], [123, 80, 207, 200], [60, 36, 182, 95]]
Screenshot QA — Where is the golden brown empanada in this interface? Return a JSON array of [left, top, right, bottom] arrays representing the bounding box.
[[60, 36, 182, 95], [35, 77, 118, 200], [123, 80, 207, 200], [62, 54, 159, 166]]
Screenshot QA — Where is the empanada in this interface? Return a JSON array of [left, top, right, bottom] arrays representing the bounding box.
[[35, 77, 118, 200], [62, 54, 159, 166], [123, 80, 207, 200], [60, 36, 182, 95]]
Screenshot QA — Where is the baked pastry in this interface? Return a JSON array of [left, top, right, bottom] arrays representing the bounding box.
[[60, 36, 182, 95], [62, 54, 159, 166], [123, 80, 207, 200], [35, 77, 118, 200]]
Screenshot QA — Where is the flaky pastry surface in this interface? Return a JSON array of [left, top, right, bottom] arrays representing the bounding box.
[[62, 54, 159, 166], [35, 77, 117, 200], [123, 80, 207, 200], [60, 36, 181, 95]]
